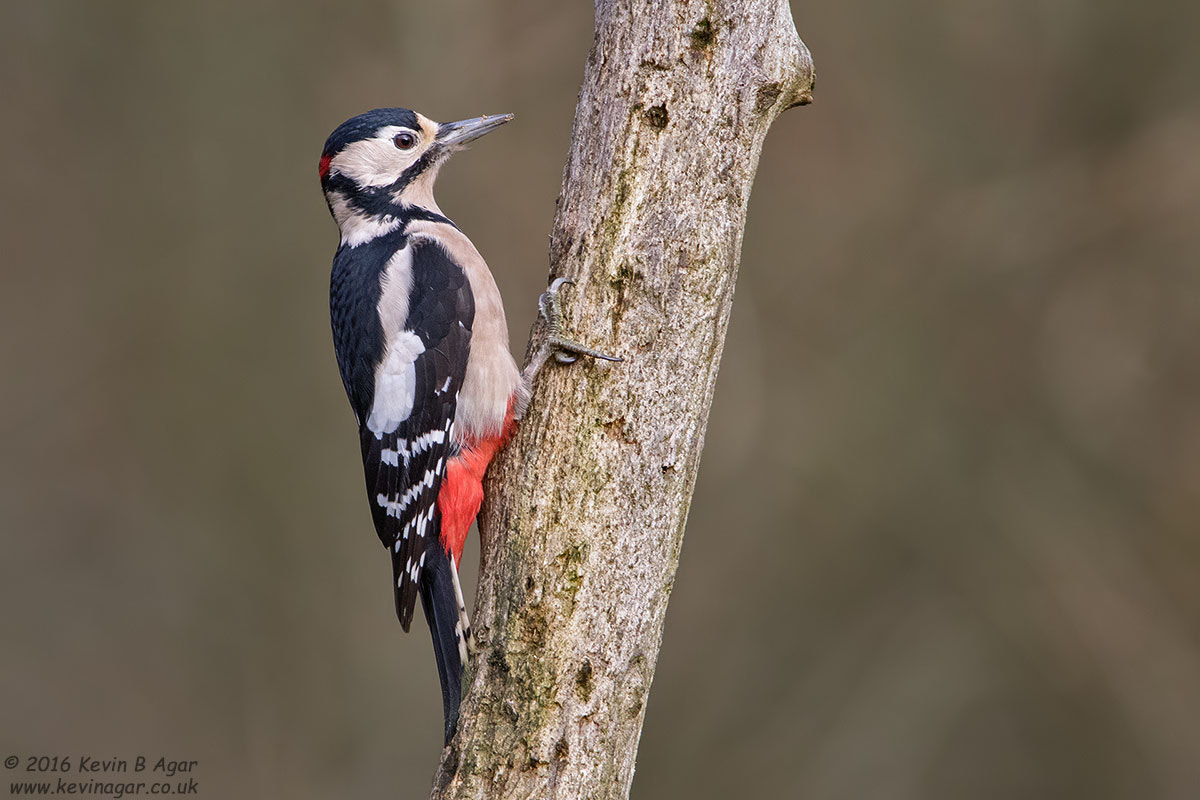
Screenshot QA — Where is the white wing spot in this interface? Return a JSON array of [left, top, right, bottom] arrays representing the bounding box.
[[377, 467, 439, 520], [409, 428, 446, 455]]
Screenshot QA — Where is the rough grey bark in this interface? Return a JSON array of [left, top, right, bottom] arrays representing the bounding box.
[[431, 2, 813, 798]]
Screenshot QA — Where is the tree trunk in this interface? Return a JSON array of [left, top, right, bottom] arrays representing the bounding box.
[[431, 1, 813, 797]]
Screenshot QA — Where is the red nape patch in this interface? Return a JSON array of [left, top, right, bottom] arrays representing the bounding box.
[[318, 153, 332, 180]]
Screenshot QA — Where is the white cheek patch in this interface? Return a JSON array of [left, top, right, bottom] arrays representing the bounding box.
[[367, 331, 425, 435], [329, 126, 425, 188], [330, 138, 405, 187]]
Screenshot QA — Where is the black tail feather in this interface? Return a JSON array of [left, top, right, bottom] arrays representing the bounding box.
[[419, 543, 464, 745]]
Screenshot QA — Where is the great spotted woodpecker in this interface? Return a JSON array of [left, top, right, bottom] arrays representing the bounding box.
[[319, 108, 618, 744]]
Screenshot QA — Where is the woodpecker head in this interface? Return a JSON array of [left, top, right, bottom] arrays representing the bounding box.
[[319, 108, 512, 244]]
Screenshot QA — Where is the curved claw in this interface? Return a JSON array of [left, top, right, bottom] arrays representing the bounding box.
[[538, 277, 576, 327], [549, 336, 622, 363], [580, 348, 622, 363]]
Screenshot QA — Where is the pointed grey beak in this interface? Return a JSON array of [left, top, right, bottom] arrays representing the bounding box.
[[436, 113, 514, 148]]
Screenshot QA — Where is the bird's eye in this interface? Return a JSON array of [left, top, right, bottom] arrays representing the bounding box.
[[393, 132, 417, 150]]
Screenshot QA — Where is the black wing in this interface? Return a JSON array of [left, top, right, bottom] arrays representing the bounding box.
[[359, 239, 473, 630], [330, 229, 404, 426]]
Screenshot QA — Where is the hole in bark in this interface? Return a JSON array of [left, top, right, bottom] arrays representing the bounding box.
[[690, 17, 715, 48], [575, 659, 594, 701], [644, 103, 669, 130]]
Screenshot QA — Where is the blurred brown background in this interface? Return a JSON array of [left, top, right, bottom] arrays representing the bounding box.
[[3, 1, 1199, 798]]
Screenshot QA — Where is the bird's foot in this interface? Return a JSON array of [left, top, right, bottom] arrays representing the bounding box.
[[518, 279, 621, 416], [538, 278, 623, 365]]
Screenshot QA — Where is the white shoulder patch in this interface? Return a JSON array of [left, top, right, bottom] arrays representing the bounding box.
[[367, 330, 425, 435]]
